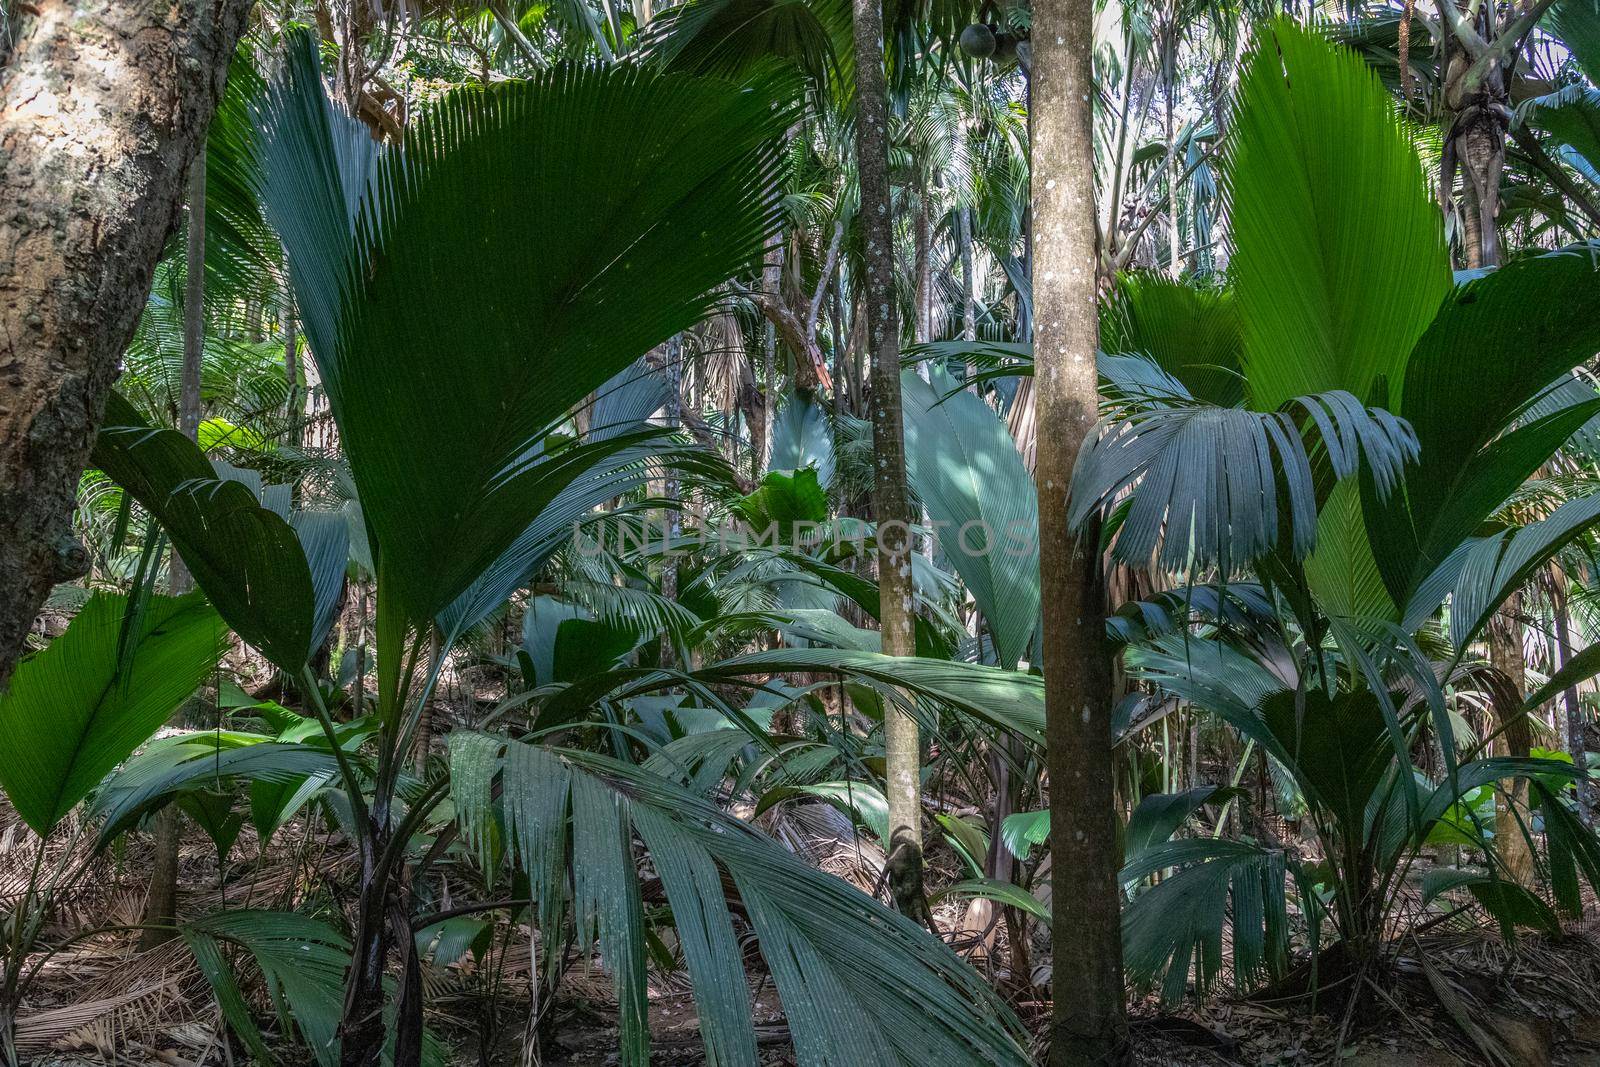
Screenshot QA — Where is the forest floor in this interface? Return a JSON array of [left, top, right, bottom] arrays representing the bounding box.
[[20, 905, 1600, 1065], [11, 661, 1600, 1064]]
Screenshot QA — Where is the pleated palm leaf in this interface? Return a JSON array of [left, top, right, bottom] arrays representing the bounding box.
[[255, 36, 799, 647], [900, 366, 1039, 668], [640, 0, 851, 90], [228, 31, 847, 1063], [1070, 22, 1600, 637], [1123, 632, 1600, 987], [448, 737, 1032, 1065], [0, 592, 227, 839], [93, 392, 348, 675]]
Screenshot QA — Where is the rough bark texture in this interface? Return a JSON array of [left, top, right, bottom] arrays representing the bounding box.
[[1033, 0, 1130, 1059], [913, 194, 933, 347], [1489, 595, 1535, 887], [851, 0, 929, 926], [0, 0, 250, 690]]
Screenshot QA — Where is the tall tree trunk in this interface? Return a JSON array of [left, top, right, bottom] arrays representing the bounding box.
[[959, 206, 977, 343], [1163, 37, 1181, 280], [851, 0, 929, 926], [0, 0, 249, 689], [1489, 592, 1534, 887], [760, 233, 782, 472], [141, 154, 208, 949], [1033, 0, 1129, 1059], [1553, 577, 1592, 825], [914, 192, 933, 350]]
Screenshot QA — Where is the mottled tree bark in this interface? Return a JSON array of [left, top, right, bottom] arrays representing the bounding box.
[[759, 232, 782, 471], [851, 0, 929, 926], [1033, 0, 1130, 1059], [0, 0, 250, 690]]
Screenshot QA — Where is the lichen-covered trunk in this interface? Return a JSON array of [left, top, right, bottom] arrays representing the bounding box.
[[1033, 0, 1130, 1059], [0, 0, 250, 689], [851, 0, 929, 925]]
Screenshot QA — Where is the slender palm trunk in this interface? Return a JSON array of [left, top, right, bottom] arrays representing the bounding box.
[[142, 152, 207, 949], [1163, 36, 1181, 280], [959, 206, 976, 343], [1489, 593, 1535, 885], [1553, 578, 1592, 825], [914, 192, 934, 350], [760, 233, 783, 473], [851, 0, 929, 924], [1033, 0, 1128, 1060]]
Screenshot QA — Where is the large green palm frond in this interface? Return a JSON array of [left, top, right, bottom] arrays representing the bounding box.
[[1549, 0, 1600, 85], [201, 44, 287, 313], [437, 438, 731, 642], [1100, 273, 1243, 407], [1366, 249, 1600, 609], [522, 642, 1045, 745], [766, 388, 835, 487], [92, 735, 352, 846], [1227, 19, 1451, 409], [1226, 20, 1453, 623], [0, 592, 226, 837], [901, 367, 1039, 667], [1519, 83, 1600, 181], [182, 910, 349, 1067], [454, 738, 1031, 1066], [256, 32, 800, 628], [641, 0, 851, 91], [93, 393, 346, 673], [1072, 362, 1418, 575], [1120, 786, 1289, 1004]]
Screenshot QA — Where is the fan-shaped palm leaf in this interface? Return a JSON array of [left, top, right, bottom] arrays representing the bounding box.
[[1364, 250, 1600, 608], [766, 388, 835, 487], [257, 35, 799, 629], [460, 738, 1031, 1066], [1227, 19, 1452, 621]]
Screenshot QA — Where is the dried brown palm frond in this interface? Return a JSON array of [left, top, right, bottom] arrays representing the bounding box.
[[14, 970, 188, 1058], [764, 802, 886, 891], [14, 985, 163, 1056]]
